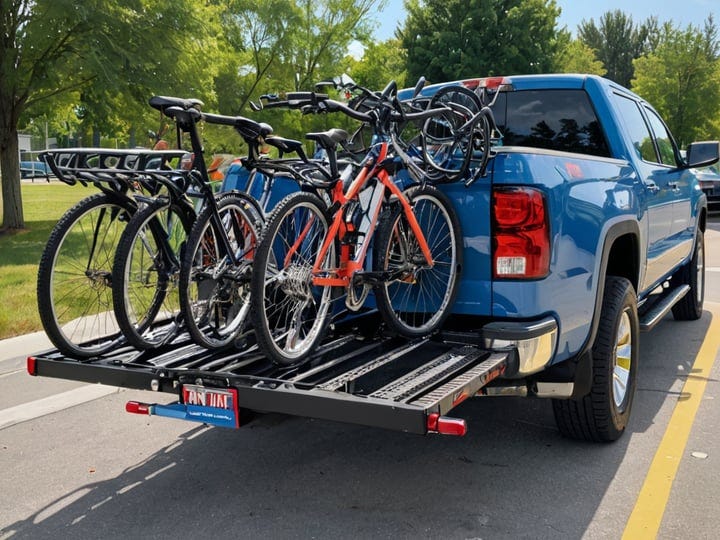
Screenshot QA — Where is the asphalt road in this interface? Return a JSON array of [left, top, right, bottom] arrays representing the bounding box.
[[1, 219, 720, 539]]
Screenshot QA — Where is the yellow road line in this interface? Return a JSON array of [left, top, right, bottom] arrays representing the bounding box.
[[623, 309, 720, 539]]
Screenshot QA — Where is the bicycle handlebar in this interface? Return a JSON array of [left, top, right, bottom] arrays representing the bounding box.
[[161, 105, 272, 141], [262, 80, 450, 131]]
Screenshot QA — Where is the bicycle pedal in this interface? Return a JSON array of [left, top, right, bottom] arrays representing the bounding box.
[[352, 271, 386, 285]]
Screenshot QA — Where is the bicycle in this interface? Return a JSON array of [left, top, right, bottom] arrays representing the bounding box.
[[170, 97, 349, 351], [112, 95, 288, 351], [108, 98, 201, 351], [250, 79, 469, 366], [421, 83, 502, 186], [37, 146, 189, 358]]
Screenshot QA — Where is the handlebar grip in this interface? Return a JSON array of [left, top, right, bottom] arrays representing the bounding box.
[[286, 92, 329, 101]]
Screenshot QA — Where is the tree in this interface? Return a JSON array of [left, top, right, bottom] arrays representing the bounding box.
[[342, 38, 408, 90], [209, 0, 383, 153], [0, 0, 216, 231], [399, 0, 563, 83], [577, 10, 656, 87], [632, 17, 720, 148], [552, 38, 606, 76], [216, 0, 380, 115]]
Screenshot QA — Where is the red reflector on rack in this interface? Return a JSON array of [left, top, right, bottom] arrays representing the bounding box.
[[126, 401, 150, 415], [26, 357, 37, 376], [427, 413, 468, 436]]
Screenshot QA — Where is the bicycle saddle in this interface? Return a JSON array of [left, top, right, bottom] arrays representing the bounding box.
[[306, 128, 349, 150], [149, 96, 204, 113], [265, 136, 306, 157]]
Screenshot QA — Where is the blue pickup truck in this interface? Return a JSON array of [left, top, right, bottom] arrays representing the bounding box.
[[28, 74, 718, 442], [419, 74, 716, 441]]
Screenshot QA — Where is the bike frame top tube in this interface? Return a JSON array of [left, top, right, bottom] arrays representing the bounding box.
[[310, 141, 435, 286]]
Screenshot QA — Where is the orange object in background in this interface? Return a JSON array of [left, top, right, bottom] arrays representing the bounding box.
[[208, 155, 225, 181], [206, 154, 236, 183]]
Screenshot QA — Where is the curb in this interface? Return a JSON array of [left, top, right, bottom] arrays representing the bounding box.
[[0, 331, 52, 374]]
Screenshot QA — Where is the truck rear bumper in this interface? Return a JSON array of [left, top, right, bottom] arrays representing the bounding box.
[[480, 316, 558, 376]]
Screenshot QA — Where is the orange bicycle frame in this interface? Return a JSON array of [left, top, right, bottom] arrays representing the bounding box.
[[311, 141, 434, 288]]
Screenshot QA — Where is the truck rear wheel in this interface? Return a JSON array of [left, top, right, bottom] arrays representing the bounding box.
[[552, 276, 639, 442]]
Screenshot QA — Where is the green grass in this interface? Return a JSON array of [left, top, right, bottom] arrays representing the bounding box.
[[0, 182, 95, 339]]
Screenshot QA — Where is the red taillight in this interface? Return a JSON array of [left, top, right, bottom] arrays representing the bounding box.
[[493, 187, 550, 279], [27, 356, 37, 376]]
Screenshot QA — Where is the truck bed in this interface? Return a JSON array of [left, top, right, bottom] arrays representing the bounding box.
[[27, 316, 510, 435]]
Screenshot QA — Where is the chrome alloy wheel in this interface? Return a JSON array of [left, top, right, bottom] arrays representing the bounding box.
[[696, 239, 704, 304], [613, 308, 633, 409]]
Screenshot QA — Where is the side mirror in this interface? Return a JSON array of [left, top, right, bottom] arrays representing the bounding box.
[[685, 141, 720, 168]]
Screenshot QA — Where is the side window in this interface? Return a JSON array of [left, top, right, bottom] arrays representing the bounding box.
[[612, 94, 657, 162], [491, 90, 610, 157], [644, 107, 678, 167]]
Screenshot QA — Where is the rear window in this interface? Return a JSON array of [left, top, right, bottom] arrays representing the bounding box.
[[491, 89, 610, 157]]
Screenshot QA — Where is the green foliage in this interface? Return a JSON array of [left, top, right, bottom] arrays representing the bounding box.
[[215, 0, 381, 116], [632, 17, 720, 148], [552, 39, 606, 76], [400, 0, 563, 83], [1, 0, 222, 228], [0, 183, 90, 338], [343, 39, 408, 90], [577, 10, 657, 87]]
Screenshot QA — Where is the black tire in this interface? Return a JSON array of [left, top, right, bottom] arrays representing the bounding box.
[[250, 192, 335, 365], [373, 185, 462, 337], [179, 193, 262, 350], [37, 193, 133, 357], [552, 276, 639, 442], [671, 229, 704, 320], [423, 85, 487, 181], [112, 199, 194, 350]]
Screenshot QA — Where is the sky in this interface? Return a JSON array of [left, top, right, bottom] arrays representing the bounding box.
[[373, 0, 719, 41]]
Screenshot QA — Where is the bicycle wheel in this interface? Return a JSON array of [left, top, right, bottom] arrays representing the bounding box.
[[373, 185, 462, 336], [250, 192, 335, 365], [423, 85, 486, 181], [37, 192, 133, 357], [179, 192, 262, 350], [112, 198, 194, 350]]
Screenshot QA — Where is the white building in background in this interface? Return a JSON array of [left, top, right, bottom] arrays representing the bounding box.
[[18, 133, 32, 159]]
